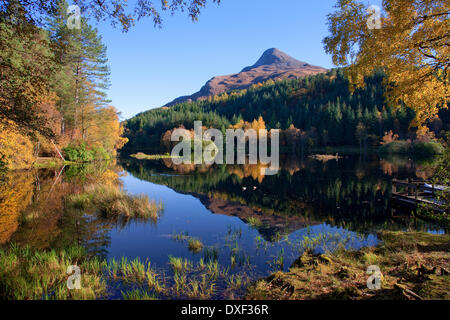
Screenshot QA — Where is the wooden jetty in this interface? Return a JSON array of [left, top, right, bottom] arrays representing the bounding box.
[[391, 179, 447, 213]]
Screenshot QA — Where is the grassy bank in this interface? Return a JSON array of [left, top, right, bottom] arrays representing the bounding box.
[[246, 231, 450, 300]]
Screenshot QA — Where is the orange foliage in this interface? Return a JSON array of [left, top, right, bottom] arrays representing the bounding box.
[[381, 130, 399, 145]]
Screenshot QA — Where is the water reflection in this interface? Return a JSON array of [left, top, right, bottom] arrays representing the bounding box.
[[0, 163, 155, 258], [120, 153, 443, 238], [0, 154, 444, 291]]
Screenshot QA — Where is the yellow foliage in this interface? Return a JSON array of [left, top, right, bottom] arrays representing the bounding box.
[[81, 105, 129, 157], [323, 0, 449, 126], [232, 116, 266, 133], [0, 123, 35, 169], [416, 126, 436, 142]]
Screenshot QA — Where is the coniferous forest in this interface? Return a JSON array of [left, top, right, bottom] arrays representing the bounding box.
[[123, 69, 449, 154]]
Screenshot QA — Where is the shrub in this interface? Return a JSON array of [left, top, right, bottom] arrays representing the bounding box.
[[63, 142, 94, 162]]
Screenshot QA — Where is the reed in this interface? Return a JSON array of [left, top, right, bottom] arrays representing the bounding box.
[[169, 256, 192, 274], [0, 244, 107, 300], [188, 239, 204, 253]]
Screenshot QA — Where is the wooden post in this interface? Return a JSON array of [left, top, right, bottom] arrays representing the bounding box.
[[392, 179, 396, 194]]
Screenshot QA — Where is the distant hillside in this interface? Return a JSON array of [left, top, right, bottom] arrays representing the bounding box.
[[164, 48, 327, 106], [123, 68, 445, 154]]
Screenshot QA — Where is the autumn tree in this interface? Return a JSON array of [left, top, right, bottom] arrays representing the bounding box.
[[323, 0, 449, 126], [0, 0, 221, 31], [0, 1, 58, 138]]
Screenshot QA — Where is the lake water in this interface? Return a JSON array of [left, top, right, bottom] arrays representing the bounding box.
[[0, 153, 444, 298]]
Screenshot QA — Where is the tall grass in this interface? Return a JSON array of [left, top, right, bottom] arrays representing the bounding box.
[[168, 256, 192, 274], [0, 244, 107, 300]]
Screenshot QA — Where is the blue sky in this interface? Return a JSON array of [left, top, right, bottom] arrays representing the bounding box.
[[91, 0, 380, 119]]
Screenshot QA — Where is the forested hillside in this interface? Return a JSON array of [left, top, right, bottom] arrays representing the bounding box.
[[123, 69, 449, 154]]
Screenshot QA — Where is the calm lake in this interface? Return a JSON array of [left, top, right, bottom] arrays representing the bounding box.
[[0, 153, 445, 298]]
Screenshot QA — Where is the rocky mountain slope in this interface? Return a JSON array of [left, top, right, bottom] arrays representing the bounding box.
[[164, 48, 327, 106]]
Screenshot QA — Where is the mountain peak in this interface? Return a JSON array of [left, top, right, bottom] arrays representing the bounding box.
[[164, 49, 326, 107], [241, 48, 310, 72]]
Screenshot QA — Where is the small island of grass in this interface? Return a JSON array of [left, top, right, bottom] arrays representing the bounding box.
[[130, 152, 180, 160], [67, 184, 163, 221]]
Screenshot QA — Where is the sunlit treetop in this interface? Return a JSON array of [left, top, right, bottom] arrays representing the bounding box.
[[323, 0, 449, 126]]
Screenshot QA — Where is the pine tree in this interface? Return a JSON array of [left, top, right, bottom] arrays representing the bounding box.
[[47, 0, 110, 138]]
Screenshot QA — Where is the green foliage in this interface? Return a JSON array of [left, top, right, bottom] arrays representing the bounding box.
[[63, 143, 113, 163], [63, 143, 95, 162], [247, 217, 263, 228]]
